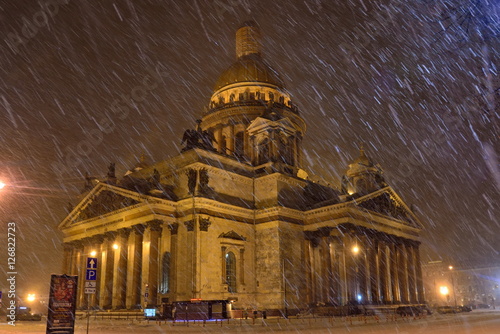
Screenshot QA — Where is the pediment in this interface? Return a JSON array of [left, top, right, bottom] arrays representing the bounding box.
[[59, 183, 147, 229], [354, 187, 422, 229], [219, 230, 246, 241], [77, 190, 140, 221], [247, 117, 297, 135]]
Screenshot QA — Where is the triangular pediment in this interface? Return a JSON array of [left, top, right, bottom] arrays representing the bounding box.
[[77, 190, 140, 221], [59, 183, 148, 229], [219, 230, 246, 241], [353, 187, 423, 229], [247, 116, 297, 135]]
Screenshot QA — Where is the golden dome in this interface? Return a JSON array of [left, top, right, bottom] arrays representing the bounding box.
[[214, 54, 285, 91]]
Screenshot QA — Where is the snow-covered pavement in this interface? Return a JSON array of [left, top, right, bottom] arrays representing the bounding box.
[[2, 309, 500, 333]]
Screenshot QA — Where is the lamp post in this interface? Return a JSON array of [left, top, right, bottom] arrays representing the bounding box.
[[449, 266, 457, 307], [352, 245, 360, 303]]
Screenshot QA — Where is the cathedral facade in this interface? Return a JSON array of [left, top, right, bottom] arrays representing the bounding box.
[[59, 22, 425, 313]]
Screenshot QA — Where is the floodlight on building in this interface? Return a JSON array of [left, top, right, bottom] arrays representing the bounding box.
[[449, 265, 453, 270], [440, 286, 449, 295], [352, 246, 360, 254], [0, 181, 5, 189], [27, 294, 36, 302], [90, 250, 97, 257], [113, 243, 119, 250]]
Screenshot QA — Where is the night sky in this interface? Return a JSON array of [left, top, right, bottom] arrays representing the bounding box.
[[0, 0, 498, 300]]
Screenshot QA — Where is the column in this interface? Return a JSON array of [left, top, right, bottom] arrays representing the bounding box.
[[126, 225, 144, 309], [221, 246, 227, 284], [78, 239, 93, 309], [228, 124, 235, 154], [360, 238, 370, 303], [250, 135, 256, 164], [414, 244, 425, 303], [326, 239, 335, 304], [304, 239, 312, 306], [239, 248, 245, 285], [369, 240, 380, 304], [89, 235, 104, 309], [101, 232, 116, 309], [215, 125, 223, 153], [407, 243, 417, 303], [243, 126, 250, 160], [378, 242, 389, 303], [112, 228, 130, 309], [389, 244, 400, 303], [338, 239, 348, 305], [321, 237, 330, 303], [168, 223, 179, 295], [62, 243, 72, 275], [398, 243, 410, 303], [145, 220, 163, 306], [184, 219, 196, 298], [344, 235, 357, 303]]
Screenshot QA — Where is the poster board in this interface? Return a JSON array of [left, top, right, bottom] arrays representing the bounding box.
[[46, 274, 78, 334]]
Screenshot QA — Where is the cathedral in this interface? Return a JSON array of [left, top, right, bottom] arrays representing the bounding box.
[[59, 22, 425, 315]]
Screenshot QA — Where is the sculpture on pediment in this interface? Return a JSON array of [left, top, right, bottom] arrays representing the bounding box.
[[78, 190, 140, 221], [358, 193, 412, 223], [107, 163, 116, 178], [181, 119, 217, 152]]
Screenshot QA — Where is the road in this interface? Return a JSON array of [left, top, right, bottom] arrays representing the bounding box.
[[1, 309, 499, 333]]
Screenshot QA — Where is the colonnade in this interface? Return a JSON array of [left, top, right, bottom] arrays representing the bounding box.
[[210, 122, 303, 167], [305, 230, 425, 306], [62, 220, 167, 309]]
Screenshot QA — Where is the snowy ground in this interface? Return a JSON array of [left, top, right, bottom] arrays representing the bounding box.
[[2, 309, 500, 334]]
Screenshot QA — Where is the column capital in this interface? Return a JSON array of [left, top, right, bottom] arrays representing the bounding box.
[[184, 220, 195, 232], [132, 224, 146, 235], [146, 219, 163, 232], [118, 228, 131, 238], [104, 231, 117, 241], [89, 234, 105, 244], [168, 223, 179, 235], [199, 218, 211, 232]]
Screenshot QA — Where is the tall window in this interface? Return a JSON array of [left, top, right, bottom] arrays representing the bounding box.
[[160, 252, 171, 293], [225, 252, 236, 293], [234, 132, 244, 158]]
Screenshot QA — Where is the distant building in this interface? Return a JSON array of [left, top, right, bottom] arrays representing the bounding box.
[[422, 261, 500, 307], [59, 22, 425, 313]]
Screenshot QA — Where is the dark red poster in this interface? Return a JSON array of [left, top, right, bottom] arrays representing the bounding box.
[[46, 274, 78, 334]]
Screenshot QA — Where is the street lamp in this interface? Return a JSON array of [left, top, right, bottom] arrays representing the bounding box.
[[27, 294, 36, 302], [449, 266, 457, 307]]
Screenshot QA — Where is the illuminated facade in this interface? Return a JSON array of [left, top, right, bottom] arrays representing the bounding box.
[[59, 22, 425, 312]]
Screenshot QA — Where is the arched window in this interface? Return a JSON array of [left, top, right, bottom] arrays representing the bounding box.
[[160, 252, 171, 293], [229, 94, 235, 102], [225, 252, 237, 293]]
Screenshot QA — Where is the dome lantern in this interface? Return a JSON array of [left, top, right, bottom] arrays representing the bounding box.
[[236, 21, 261, 58]]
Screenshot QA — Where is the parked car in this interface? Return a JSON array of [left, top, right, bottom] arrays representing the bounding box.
[[456, 305, 472, 312], [437, 306, 456, 314], [477, 304, 490, 309]]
